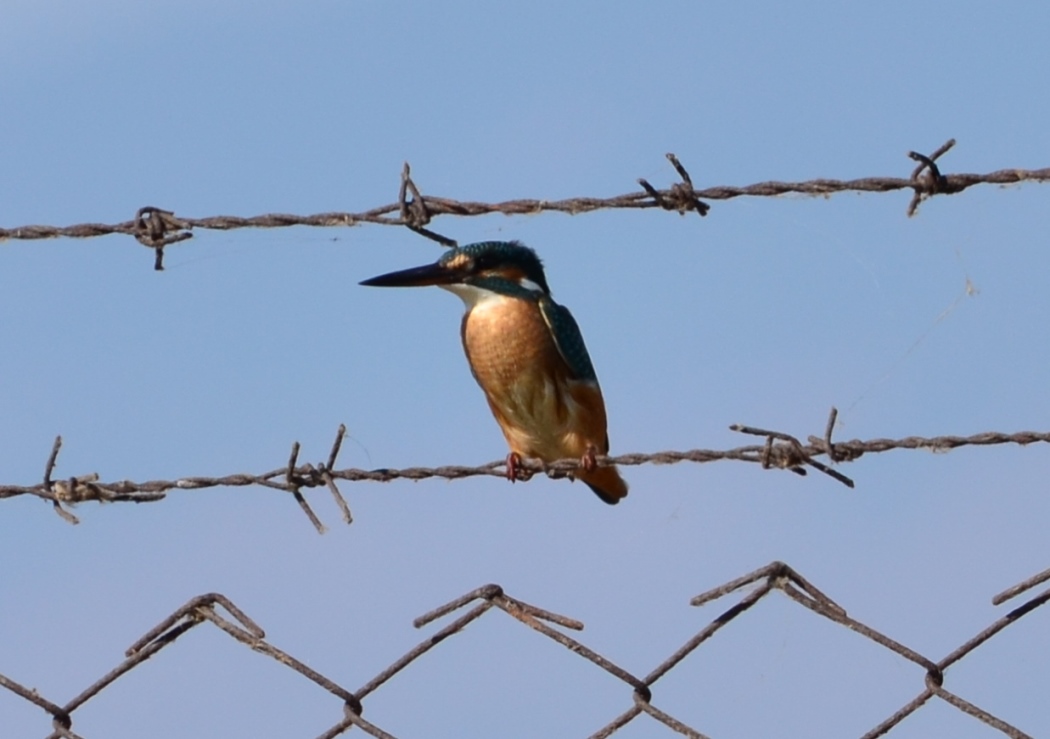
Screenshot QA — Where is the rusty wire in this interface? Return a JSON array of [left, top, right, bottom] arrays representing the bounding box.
[[2, 560, 1045, 738], [2, 141, 1048, 268], [3, 140, 1047, 736], [2, 408, 1048, 531]]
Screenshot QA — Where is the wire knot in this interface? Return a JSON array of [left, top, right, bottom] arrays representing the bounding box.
[[398, 162, 458, 246], [906, 139, 958, 216], [134, 207, 192, 270], [399, 162, 432, 228], [638, 153, 710, 216], [761, 438, 809, 472], [342, 695, 365, 719]]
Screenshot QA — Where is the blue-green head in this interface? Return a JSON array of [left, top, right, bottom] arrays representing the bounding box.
[[360, 241, 552, 301]]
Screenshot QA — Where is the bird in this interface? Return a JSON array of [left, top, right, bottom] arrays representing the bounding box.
[[360, 240, 628, 504]]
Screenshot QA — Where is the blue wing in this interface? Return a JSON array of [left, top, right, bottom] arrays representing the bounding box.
[[538, 296, 598, 384]]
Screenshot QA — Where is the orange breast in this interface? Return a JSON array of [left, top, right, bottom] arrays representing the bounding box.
[[461, 296, 609, 462]]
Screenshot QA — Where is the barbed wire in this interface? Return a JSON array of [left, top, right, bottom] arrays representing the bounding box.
[[3, 560, 1044, 738], [3, 139, 1047, 738], [1, 139, 1047, 269], [2, 408, 1048, 532]]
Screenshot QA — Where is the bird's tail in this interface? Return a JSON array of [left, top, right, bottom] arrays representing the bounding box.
[[577, 466, 629, 505]]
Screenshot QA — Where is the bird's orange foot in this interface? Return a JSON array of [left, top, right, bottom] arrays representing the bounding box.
[[580, 445, 599, 473], [505, 452, 534, 483]]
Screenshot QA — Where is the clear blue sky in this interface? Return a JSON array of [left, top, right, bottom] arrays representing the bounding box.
[[2, 2, 1049, 737]]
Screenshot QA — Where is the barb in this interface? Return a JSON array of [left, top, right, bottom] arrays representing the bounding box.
[[3, 562, 1047, 738], [906, 138, 956, 216], [399, 161, 458, 247], [2, 142, 1047, 266], [637, 152, 711, 217], [133, 206, 193, 270], [40, 435, 78, 524], [3, 417, 1049, 529], [286, 440, 327, 534], [731, 405, 857, 487]]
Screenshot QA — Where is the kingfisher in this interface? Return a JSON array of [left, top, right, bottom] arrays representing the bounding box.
[[361, 240, 628, 504]]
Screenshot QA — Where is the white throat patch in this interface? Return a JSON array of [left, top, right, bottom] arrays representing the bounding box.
[[441, 278, 544, 309], [441, 282, 502, 309]]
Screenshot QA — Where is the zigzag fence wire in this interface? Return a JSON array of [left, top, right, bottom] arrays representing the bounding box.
[[2, 561, 1046, 738]]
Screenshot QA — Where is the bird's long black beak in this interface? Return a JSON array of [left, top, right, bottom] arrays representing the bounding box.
[[360, 260, 458, 288]]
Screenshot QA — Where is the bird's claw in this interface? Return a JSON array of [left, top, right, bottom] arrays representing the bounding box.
[[580, 445, 599, 473], [505, 452, 534, 482]]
